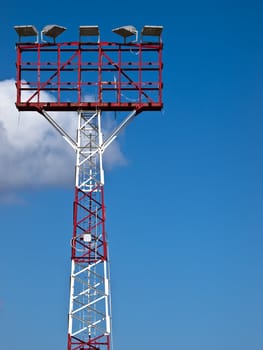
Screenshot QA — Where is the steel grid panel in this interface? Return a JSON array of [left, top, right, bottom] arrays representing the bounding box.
[[15, 41, 163, 112]]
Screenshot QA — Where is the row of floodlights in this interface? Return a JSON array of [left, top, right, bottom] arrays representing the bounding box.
[[14, 24, 163, 43]]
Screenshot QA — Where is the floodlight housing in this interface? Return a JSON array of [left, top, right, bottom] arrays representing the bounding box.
[[112, 25, 138, 43], [79, 25, 100, 42], [14, 25, 38, 42], [141, 25, 163, 42], [41, 24, 66, 42]]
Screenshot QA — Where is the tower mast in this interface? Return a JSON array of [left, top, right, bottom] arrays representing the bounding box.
[[68, 110, 111, 350], [14, 24, 163, 350]]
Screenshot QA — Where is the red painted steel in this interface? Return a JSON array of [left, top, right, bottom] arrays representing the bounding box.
[[69, 185, 109, 350], [71, 186, 107, 263], [15, 41, 163, 112], [68, 333, 110, 350], [14, 39, 163, 350]]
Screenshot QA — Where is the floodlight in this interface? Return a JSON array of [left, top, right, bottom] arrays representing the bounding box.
[[41, 24, 66, 42], [141, 25, 163, 42], [14, 25, 38, 42], [79, 25, 100, 42], [112, 25, 138, 43]]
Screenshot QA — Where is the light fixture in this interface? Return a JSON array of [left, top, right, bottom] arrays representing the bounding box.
[[41, 24, 66, 42], [79, 25, 100, 42], [14, 25, 38, 42], [141, 25, 163, 42], [83, 233, 92, 243], [112, 25, 138, 43]]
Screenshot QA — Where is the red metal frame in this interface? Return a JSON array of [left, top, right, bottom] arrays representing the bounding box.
[[72, 186, 107, 264], [15, 41, 163, 112], [69, 185, 109, 350], [68, 333, 110, 350]]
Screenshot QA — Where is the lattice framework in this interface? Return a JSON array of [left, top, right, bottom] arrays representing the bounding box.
[[15, 36, 163, 350], [68, 111, 111, 350]]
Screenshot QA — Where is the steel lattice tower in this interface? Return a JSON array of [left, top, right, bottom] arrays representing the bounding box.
[[15, 24, 163, 350], [68, 110, 110, 350]]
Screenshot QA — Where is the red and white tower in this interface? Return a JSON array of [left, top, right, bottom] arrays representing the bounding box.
[[15, 24, 163, 350]]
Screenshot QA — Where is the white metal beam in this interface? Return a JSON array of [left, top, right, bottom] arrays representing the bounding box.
[[41, 109, 77, 150]]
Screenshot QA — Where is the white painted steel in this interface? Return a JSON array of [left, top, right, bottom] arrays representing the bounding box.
[[102, 110, 137, 152], [68, 110, 111, 346], [68, 260, 75, 335], [39, 108, 138, 349], [41, 110, 77, 151]]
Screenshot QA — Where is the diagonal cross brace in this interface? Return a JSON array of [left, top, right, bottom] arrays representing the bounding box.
[[40, 109, 138, 154], [40, 109, 77, 150], [27, 50, 79, 104], [101, 50, 154, 103]]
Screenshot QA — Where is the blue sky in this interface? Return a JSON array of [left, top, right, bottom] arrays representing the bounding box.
[[0, 1, 263, 349]]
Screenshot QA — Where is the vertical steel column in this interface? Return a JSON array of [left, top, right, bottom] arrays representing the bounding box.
[[16, 45, 21, 104], [68, 110, 111, 350], [158, 43, 163, 105]]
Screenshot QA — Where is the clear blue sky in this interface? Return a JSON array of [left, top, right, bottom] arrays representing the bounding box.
[[0, 1, 263, 350]]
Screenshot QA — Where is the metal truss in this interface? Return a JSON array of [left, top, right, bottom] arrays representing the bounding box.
[[68, 111, 110, 350], [15, 41, 163, 112], [15, 36, 163, 350], [34, 108, 138, 350], [33, 106, 139, 350]]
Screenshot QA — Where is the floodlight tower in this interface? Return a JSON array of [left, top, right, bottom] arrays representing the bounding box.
[[14, 24, 163, 350]]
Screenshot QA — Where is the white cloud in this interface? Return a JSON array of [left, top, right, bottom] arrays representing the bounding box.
[[0, 79, 127, 203]]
